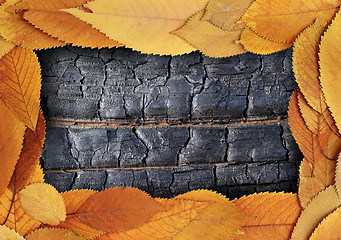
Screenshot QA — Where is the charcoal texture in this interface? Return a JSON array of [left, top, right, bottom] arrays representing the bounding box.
[[39, 46, 302, 199]]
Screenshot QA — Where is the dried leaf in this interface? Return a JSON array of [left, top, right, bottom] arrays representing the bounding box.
[[241, 0, 340, 42], [26, 228, 86, 240], [233, 192, 301, 240], [75, 187, 163, 232], [202, 0, 254, 31], [0, 188, 41, 236], [173, 189, 247, 240], [93, 198, 209, 240], [293, 21, 325, 113], [319, 9, 341, 132], [0, 0, 65, 49], [291, 185, 341, 240], [8, 110, 45, 191], [239, 27, 292, 54], [19, 183, 66, 225], [0, 46, 42, 130], [0, 98, 26, 196], [20, 0, 123, 48], [309, 207, 341, 240], [0, 225, 25, 240], [63, 0, 209, 55], [0, 36, 15, 58], [173, 10, 246, 57]]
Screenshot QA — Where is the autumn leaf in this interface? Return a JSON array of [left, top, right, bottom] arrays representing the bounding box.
[[0, 0, 65, 49], [293, 21, 325, 113], [0, 188, 41, 236], [63, 0, 209, 55], [19, 183, 66, 225], [173, 10, 246, 58], [0, 46, 42, 130], [291, 185, 341, 240], [8, 110, 45, 192], [241, 0, 340, 43], [202, 0, 254, 31], [25, 228, 86, 240], [309, 207, 341, 239], [173, 190, 247, 240], [319, 9, 341, 133], [0, 98, 26, 196], [233, 192, 301, 240], [19, 0, 123, 49], [0, 225, 25, 240], [92, 198, 209, 240], [239, 27, 292, 54], [75, 187, 163, 232], [0, 36, 15, 58]]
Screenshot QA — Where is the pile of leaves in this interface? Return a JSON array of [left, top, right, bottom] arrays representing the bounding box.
[[0, 0, 341, 239]]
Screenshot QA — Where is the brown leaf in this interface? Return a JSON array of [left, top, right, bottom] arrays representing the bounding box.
[[291, 185, 341, 240], [0, 46, 42, 130], [0, 225, 25, 240], [0, 98, 26, 196], [75, 187, 163, 232], [25, 228, 86, 240], [19, 0, 123, 48], [19, 183, 66, 225], [241, 0, 340, 42], [173, 10, 246, 57], [233, 192, 301, 240]]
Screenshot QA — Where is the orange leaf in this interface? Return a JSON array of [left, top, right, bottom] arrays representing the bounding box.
[[0, 188, 41, 236], [75, 187, 163, 232], [0, 225, 25, 240], [0, 46, 41, 130], [0, 98, 26, 196], [239, 27, 292, 54], [293, 21, 325, 113], [20, 0, 123, 48], [0, 36, 15, 58], [93, 198, 209, 240], [19, 183, 66, 225], [309, 207, 341, 240], [173, 189, 247, 240], [233, 192, 301, 240], [173, 10, 246, 58], [291, 185, 341, 240], [0, 0, 65, 49], [8, 110, 45, 191], [26, 228, 86, 240], [241, 0, 340, 42]]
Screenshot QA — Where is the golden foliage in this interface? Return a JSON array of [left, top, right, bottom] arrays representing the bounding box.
[[63, 0, 208, 55], [309, 207, 341, 239], [25, 228, 86, 240], [0, 36, 15, 58], [233, 192, 301, 240], [0, 46, 42, 130], [173, 10, 246, 58], [19, 183, 66, 225], [0, 225, 25, 240]]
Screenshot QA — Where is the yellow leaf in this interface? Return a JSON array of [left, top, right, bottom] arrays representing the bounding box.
[[0, 36, 15, 58], [173, 10, 246, 58], [241, 0, 340, 43], [309, 207, 341, 240], [0, 98, 26, 196], [92, 198, 209, 240], [319, 9, 341, 132], [75, 187, 163, 232], [291, 185, 341, 240], [0, 0, 65, 49], [0, 188, 41, 236], [63, 0, 209, 55], [19, 183, 66, 225], [233, 192, 301, 240], [0, 225, 25, 240], [19, 0, 123, 49], [26, 228, 86, 240], [239, 27, 292, 54], [8, 110, 45, 191], [173, 189, 247, 240], [0, 46, 42, 130], [293, 21, 325, 113], [202, 0, 254, 31]]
